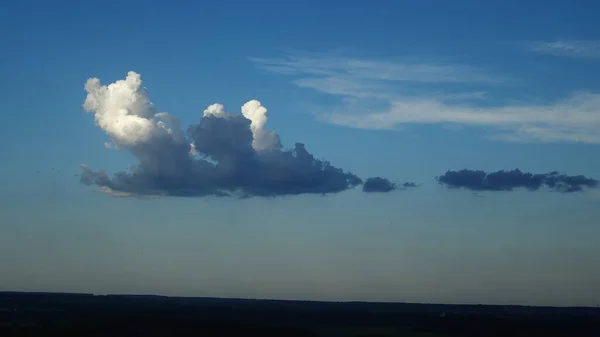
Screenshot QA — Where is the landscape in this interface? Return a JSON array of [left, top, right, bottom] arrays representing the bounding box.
[[1, 292, 599, 336], [2, 1, 600, 336]]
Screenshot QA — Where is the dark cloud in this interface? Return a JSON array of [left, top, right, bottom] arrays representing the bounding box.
[[80, 112, 365, 198], [363, 177, 395, 193], [362, 177, 419, 193], [437, 169, 598, 193]]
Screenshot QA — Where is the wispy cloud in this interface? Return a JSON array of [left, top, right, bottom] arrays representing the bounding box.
[[528, 39, 600, 59], [325, 92, 600, 143], [249, 52, 600, 144], [249, 55, 506, 83], [249, 54, 506, 99]]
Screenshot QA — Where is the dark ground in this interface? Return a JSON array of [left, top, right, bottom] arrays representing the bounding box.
[[1, 292, 598, 336]]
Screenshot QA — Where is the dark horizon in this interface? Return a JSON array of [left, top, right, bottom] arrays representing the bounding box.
[[2, 290, 599, 336], [2, 290, 599, 310]]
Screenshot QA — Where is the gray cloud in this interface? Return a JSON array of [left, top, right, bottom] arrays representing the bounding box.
[[362, 177, 419, 193], [437, 169, 598, 193], [79, 72, 371, 198]]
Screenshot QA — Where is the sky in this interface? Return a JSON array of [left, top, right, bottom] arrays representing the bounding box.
[[1, 0, 600, 307]]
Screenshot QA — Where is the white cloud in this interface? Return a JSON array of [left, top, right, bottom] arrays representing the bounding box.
[[203, 103, 226, 118], [250, 53, 600, 143], [487, 125, 600, 144], [249, 54, 506, 84], [528, 40, 600, 59], [249, 54, 505, 101], [98, 186, 161, 199], [83, 71, 185, 149], [292, 76, 389, 99], [98, 186, 132, 197], [241, 100, 281, 151], [324, 93, 600, 143], [83, 71, 280, 153]]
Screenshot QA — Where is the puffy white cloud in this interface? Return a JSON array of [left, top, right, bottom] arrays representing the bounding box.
[[203, 103, 226, 118], [241, 100, 280, 151], [83, 71, 184, 149]]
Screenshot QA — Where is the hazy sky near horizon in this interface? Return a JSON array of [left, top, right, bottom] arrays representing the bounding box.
[[1, 1, 600, 307]]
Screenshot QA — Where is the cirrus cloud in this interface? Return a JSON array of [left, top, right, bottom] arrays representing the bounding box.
[[527, 39, 600, 59], [250, 52, 600, 144]]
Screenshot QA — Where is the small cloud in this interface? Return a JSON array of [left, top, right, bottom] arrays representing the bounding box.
[[487, 124, 600, 144], [437, 169, 598, 193], [104, 142, 119, 149], [362, 177, 419, 193], [527, 39, 600, 59], [98, 187, 133, 197], [98, 186, 161, 199], [363, 177, 396, 193]]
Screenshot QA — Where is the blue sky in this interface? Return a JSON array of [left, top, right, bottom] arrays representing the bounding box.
[[1, 0, 600, 306]]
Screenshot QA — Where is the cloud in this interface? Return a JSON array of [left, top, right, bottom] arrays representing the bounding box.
[[80, 71, 375, 198], [250, 53, 600, 143], [362, 177, 419, 193], [249, 54, 505, 85], [249, 54, 504, 101], [324, 92, 600, 143], [98, 186, 134, 198], [362, 177, 395, 193], [528, 40, 600, 59], [437, 169, 598, 193]]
